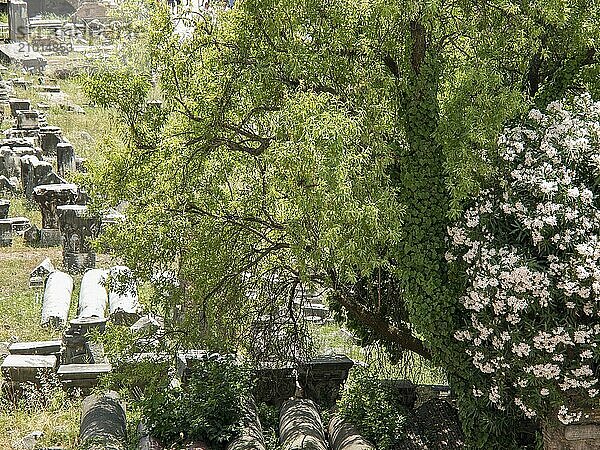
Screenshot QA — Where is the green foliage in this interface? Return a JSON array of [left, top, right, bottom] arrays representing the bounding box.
[[257, 403, 280, 450], [84, 0, 600, 448], [337, 368, 411, 450], [141, 358, 252, 448]]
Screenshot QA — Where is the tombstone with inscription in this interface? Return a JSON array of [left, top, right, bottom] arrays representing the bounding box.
[[0, 218, 13, 246], [33, 183, 79, 246], [57, 205, 100, 273]]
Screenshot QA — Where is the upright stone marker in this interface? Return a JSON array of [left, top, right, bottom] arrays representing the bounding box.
[[56, 142, 76, 177], [39, 126, 63, 156], [41, 270, 73, 327], [8, 1, 29, 42], [0, 199, 9, 219]]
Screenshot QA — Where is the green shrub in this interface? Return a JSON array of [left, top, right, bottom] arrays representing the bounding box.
[[337, 369, 411, 450], [141, 357, 252, 448]]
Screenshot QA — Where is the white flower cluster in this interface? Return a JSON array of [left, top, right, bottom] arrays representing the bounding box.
[[451, 94, 600, 424]]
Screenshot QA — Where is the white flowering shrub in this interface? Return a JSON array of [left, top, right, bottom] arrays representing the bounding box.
[[448, 94, 600, 425]]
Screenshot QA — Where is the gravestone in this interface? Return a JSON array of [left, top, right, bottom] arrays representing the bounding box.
[[41, 270, 73, 328], [79, 391, 127, 450], [279, 398, 328, 450], [57, 205, 100, 273], [56, 142, 75, 177], [33, 183, 79, 246], [78, 269, 108, 319]]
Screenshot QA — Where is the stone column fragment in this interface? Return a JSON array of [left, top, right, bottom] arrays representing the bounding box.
[[227, 397, 267, 450], [78, 269, 108, 319], [41, 270, 73, 327], [279, 399, 328, 450], [108, 266, 141, 325], [328, 415, 375, 450], [80, 391, 127, 450]]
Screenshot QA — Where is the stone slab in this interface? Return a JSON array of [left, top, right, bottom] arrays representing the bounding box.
[[8, 340, 61, 355], [1, 354, 57, 382], [57, 363, 112, 380]]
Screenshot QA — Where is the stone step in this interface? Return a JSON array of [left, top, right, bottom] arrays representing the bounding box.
[[8, 340, 61, 355]]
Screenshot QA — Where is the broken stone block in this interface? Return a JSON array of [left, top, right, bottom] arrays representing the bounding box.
[[8, 340, 62, 356], [279, 398, 328, 450], [30, 257, 55, 279], [0, 218, 13, 246], [9, 98, 31, 117], [20, 155, 53, 199], [8, 0, 29, 42], [57, 205, 100, 273], [108, 266, 140, 325], [56, 142, 76, 177], [16, 110, 40, 130], [0, 198, 9, 219], [78, 269, 108, 319], [298, 355, 354, 408], [41, 270, 73, 328], [39, 126, 63, 156], [62, 316, 107, 364], [24, 223, 40, 246], [1, 354, 57, 383], [79, 391, 126, 450], [33, 183, 79, 247], [0, 175, 18, 193], [58, 363, 111, 390]]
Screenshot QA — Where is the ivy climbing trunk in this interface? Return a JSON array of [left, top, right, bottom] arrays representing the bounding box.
[[393, 21, 454, 364]]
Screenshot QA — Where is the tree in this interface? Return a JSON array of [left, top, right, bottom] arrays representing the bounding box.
[[84, 0, 600, 447]]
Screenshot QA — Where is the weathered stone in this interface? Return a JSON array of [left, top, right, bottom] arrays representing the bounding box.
[[79, 391, 127, 450], [41, 270, 73, 328], [30, 257, 55, 278], [10, 216, 31, 235], [20, 155, 53, 199], [9, 98, 31, 117], [279, 398, 328, 450], [328, 415, 375, 450], [57, 205, 100, 273], [0, 175, 18, 193], [0, 43, 46, 73], [108, 266, 140, 325], [62, 317, 107, 364], [1, 354, 57, 383], [56, 142, 75, 177], [8, 1, 29, 42], [254, 362, 296, 408], [544, 409, 600, 450], [0, 218, 13, 246], [58, 363, 111, 389], [130, 315, 163, 334], [78, 269, 108, 319], [8, 340, 61, 356], [39, 126, 63, 156], [0, 198, 9, 219], [298, 355, 354, 407], [24, 223, 40, 246], [33, 183, 79, 246], [16, 110, 40, 130], [226, 397, 267, 450]]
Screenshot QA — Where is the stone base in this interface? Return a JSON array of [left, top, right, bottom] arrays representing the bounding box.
[[39, 228, 62, 247], [544, 409, 600, 450], [63, 251, 95, 274]]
